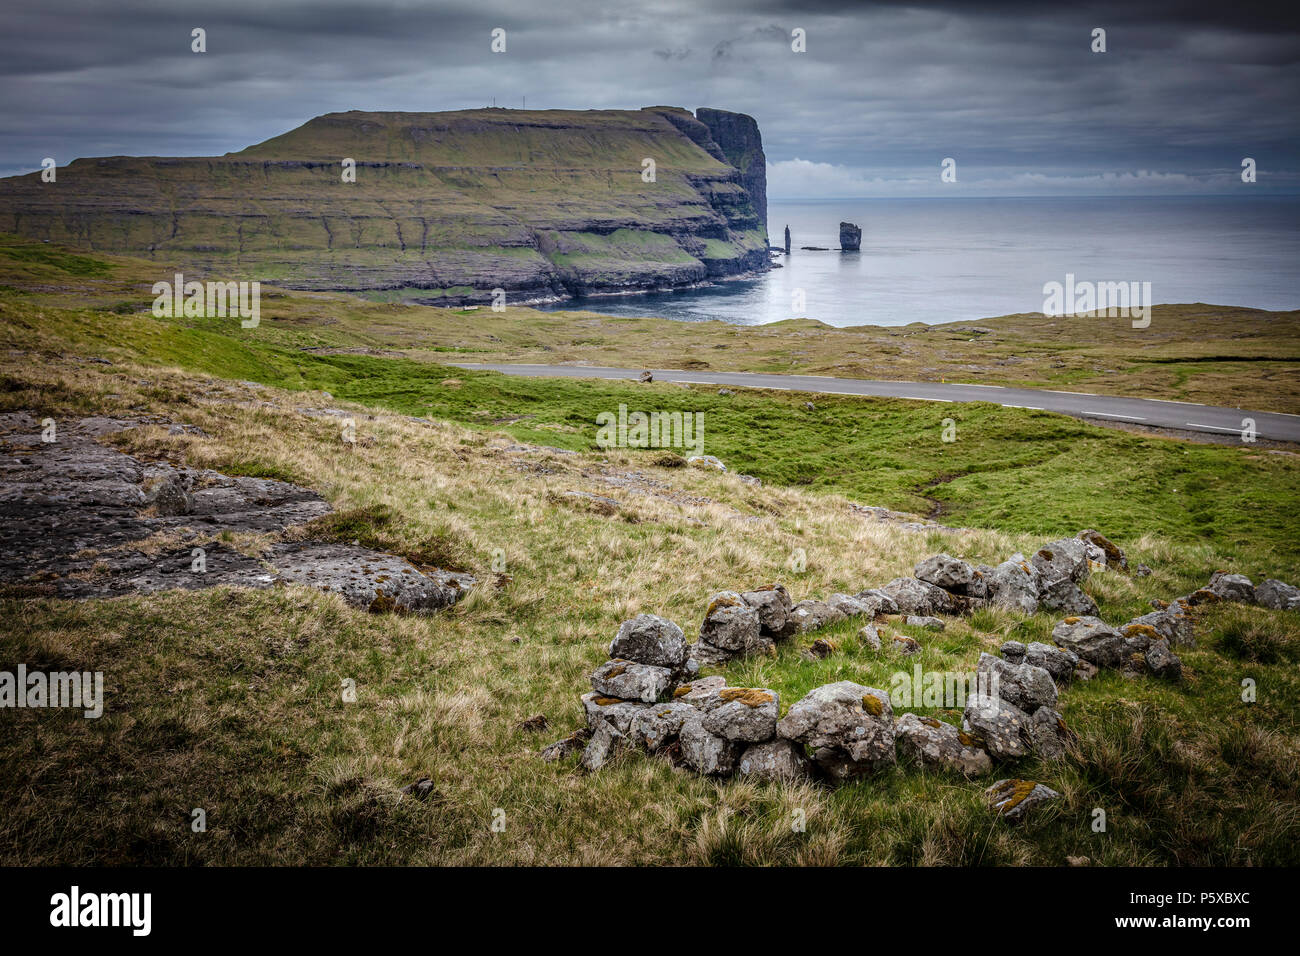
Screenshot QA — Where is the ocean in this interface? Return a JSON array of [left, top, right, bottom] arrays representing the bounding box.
[[537, 195, 1300, 327]]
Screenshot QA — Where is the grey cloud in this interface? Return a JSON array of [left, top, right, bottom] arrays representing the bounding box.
[[0, 0, 1295, 194]]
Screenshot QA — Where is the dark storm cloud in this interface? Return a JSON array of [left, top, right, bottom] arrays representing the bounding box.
[[1, 0, 1296, 194]]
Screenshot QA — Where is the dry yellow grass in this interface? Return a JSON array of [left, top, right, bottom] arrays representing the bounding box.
[[0, 345, 1297, 866]]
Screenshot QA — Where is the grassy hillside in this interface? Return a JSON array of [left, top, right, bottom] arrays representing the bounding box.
[[0, 238, 1296, 865], [0, 108, 769, 302], [0, 340, 1296, 865]]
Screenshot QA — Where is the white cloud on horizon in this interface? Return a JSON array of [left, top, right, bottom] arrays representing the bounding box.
[[767, 157, 1296, 198]]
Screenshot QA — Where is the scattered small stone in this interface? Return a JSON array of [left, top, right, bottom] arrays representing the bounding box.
[[809, 638, 837, 659], [539, 729, 591, 762], [892, 634, 921, 656], [1144, 638, 1183, 680], [581, 720, 630, 772], [516, 714, 549, 733], [906, 614, 945, 631], [1000, 640, 1026, 665], [1208, 570, 1255, 604], [687, 454, 727, 472], [400, 778, 437, 800], [858, 623, 882, 651], [986, 778, 1061, 821], [1257, 578, 1300, 611]]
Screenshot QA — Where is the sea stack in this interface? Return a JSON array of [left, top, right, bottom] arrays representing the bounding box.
[[840, 222, 862, 252], [784, 225, 791, 254]]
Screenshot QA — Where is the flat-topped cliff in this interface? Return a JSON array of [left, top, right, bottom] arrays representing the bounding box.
[[0, 106, 769, 305]]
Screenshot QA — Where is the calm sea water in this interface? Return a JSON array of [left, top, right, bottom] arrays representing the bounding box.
[[538, 196, 1300, 327]]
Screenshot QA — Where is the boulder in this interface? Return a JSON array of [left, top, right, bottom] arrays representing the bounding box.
[[789, 599, 844, 633], [1037, 578, 1098, 616], [629, 701, 697, 750], [892, 635, 922, 656], [687, 455, 727, 472], [906, 615, 945, 631], [1125, 606, 1196, 648], [858, 623, 882, 651], [880, 577, 959, 615], [679, 712, 743, 775], [609, 614, 689, 671], [1051, 615, 1123, 667], [1208, 571, 1256, 604], [825, 592, 872, 618], [1180, 588, 1221, 607], [700, 688, 780, 742], [1023, 641, 1078, 684], [1031, 538, 1090, 586], [986, 778, 1061, 822], [965, 566, 993, 600], [963, 693, 1031, 759], [739, 584, 793, 638], [688, 640, 734, 667], [590, 658, 675, 703], [777, 681, 896, 773], [581, 720, 630, 772], [1119, 621, 1159, 657], [736, 739, 812, 783], [539, 728, 591, 762], [1000, 640, 1026, 664], [1256, 578, 1300, 611], [141, 470, 194, 516], [914, 553, 975, 591], [976, 652, 1058, 713], [1077, 529, 1127, 571], [895, 713, 992, 777], [581, 692, 650, 735], [1029, 707, 1071, 760], [986, 559, 1040, 614], [1144, 638, 1183, 680], [852, 589, 900, 616], [671, 675, 726, 704], [699, 591, 766, 654], [807, 638, 837, 659]]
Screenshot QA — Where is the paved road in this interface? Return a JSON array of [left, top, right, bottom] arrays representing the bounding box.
[[451, 363, 1300, 443]]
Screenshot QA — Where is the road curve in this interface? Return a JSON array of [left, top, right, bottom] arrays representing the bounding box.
[[451, 363, 1300, 443]]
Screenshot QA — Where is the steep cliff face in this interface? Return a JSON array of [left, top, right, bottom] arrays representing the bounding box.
[[0, 107, 769, 305], [695, 107, 767, 242]]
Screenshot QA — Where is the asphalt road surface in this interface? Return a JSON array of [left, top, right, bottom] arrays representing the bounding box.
[[451, 363, 1300, 443]]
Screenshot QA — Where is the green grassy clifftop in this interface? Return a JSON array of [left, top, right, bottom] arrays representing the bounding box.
[[0, 107, 769, 304]]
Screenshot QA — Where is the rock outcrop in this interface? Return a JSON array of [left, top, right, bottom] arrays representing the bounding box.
[[0, 413, 473, 610], [839, 221, 861, 251]]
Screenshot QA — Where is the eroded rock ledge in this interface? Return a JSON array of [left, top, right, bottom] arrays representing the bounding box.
[[0, 413, 473, 611]]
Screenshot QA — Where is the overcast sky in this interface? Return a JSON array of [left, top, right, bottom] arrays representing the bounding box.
[[2, 0, 1297, 196]]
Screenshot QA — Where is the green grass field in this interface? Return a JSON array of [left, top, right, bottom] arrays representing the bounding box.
[[0, 237, 1297, 865]]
